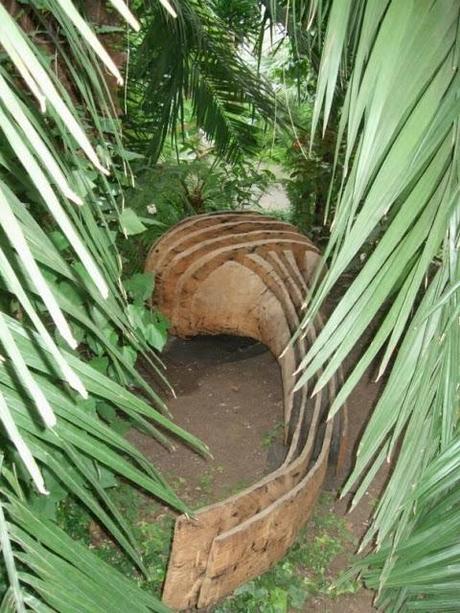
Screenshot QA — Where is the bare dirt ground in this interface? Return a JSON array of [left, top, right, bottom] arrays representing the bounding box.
[[128, 289, 388, 612]]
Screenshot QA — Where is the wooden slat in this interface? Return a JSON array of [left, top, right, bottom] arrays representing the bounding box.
[[158, 232, 315, 311], [168, 239, 320, 330]]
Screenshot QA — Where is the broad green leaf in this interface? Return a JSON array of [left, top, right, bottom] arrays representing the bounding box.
[[120, 208, 148, 236]]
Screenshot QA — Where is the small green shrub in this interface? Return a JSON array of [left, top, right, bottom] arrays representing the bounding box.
[[261, 421, 284, 449], [118, 155, 276, 273]]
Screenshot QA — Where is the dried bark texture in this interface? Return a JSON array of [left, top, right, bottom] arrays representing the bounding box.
[[145, 212, 347, 609]]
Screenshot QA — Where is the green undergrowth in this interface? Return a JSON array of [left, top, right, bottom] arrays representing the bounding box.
[[57, 484, 174, 595], [58, 484, 358, 611], [261, 421, 285, 449]]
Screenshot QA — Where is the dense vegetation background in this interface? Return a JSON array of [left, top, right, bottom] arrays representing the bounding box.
[[0, 1, 458, 611]]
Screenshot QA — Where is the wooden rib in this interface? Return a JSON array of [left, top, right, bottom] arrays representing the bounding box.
[[163, 391, 324, 610], [265, 250, 310, 443], [168, 239, 319, 332], [149, 218, 298, 273], [145, 212, 309, 289], [146, 210, 306, 262], [163, 364, 335, 610], [148, 218, 317, 287], [283, 249, 348, 470]]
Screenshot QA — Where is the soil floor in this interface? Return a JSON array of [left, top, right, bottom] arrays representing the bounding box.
[[128, 291, 388, 612]]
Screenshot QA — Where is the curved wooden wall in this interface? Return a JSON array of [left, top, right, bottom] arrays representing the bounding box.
[[145, 212, 347, 609]]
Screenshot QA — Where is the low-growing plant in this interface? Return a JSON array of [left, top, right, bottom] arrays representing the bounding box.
[[57, 484, 175, 596], [261, 421, 284, 449], [119, 154, 276, 274]]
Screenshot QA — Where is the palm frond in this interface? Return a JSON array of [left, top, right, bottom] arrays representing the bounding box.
[[356, 432, 460, 611], [294, 1, 460, 608], [0, 0, 205, 607], [3, 486, 169, 612], [130, 0, 280, 161]]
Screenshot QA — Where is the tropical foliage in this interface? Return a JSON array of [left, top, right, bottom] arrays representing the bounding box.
[[294, 1, 460, 610], [128, 0, 280, 162], [2, 0, 459, 611], [0, 1, 206, 610], [126, 2, 460, 609]]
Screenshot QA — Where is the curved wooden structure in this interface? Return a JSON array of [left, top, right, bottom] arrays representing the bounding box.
[[145, 212, 347, 609]]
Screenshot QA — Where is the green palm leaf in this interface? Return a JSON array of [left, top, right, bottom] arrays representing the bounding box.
[[0, 0, 204, 608], [295, 1, 460, 609]]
